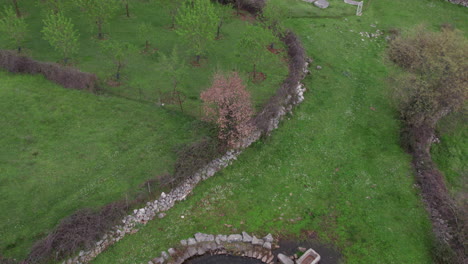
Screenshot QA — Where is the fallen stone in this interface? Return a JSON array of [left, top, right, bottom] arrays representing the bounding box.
[[314, 0, 329, 8], [180, 240, 187, 246], [161, 251, 169, 260], [316, 65, 322, 70], [158, 213, 166, 219], [278, 253, 294, 264], [298, 247, 307, 252], [263, 242, 272, 250]]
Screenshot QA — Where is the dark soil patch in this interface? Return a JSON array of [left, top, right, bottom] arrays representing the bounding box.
[[249, 71, 266, 83], [273, 239, 341, 264], [266, 46, 282, 55], [184, 254, 265, 264]]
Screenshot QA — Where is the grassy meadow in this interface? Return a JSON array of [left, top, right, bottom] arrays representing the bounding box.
[[0, 0, 288, 259], [90, 0, 467, 263]]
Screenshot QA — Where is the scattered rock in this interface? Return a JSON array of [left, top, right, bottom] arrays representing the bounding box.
[[278, 253, 294, 264], [263, 242, 272, 249], [314, 0, 329, 8], [316, 65, 322, 70], [158, 213, 166, 219]]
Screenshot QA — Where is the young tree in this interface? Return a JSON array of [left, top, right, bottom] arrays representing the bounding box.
[[76, 0, 118, 39], [158, 47, 187, 112], [238, 25, 276, 79], [160, 0, 182, 29], [215, 3, 232, 40], [12, 0, 21, 17], [42, 12, 79, 64], [121, 0, 130, 17], [175, 0, 219, 64], [0, 6, 27, 53], [100, 40, 135, 80], [138, 22, 153, 52], [388, 26, 468, 130], [201, 72, 254, 149]]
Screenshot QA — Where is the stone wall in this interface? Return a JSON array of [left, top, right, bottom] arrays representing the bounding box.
[[445, 0, 468, 7], [62, 47, 309, 264]]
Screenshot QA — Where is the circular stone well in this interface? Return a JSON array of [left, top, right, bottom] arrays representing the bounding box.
[[184, 254, 267, 264]]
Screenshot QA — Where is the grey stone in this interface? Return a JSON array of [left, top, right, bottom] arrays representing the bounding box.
[[314, 0, 329, 8], [251, 236, 264, 246], [195, 233, 208, 242], [278, 253, 294, 264], [188, 238, 197, 245], [161, 251, 169, 260], [158, 213, 166, 219], [187, 247, 197, 257], [180, 240, 188, 246], [263, 242, 272, 250], [152, 257, 165, 264], [298, 247, 307, 252], [316, 65, 322, 70], [303, 0, 317, 2], [263, 233, 274, 243], [197, 246, 206, 255], [168, 248, 177, 256], [227, 234, 242, 243], [242, 231, 253, 242]]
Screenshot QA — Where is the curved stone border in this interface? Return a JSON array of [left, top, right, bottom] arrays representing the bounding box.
[[445, 0, 468, 7], [148, 232, 276, 264]]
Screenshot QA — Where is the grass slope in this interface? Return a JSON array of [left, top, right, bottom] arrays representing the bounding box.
[[0, 71, 205, 258], [92, 1, 467, 263], [0, 0, 288, 113], [0, 0, 288, 259]]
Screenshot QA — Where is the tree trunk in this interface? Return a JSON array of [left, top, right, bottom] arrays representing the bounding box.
[[145, 40, 149, 51], [63, 57, 69, 65], [253, 63, 256, 79], [125, 3, 130, 17], [12, 0, 21, 17], [116, 61, 122, 80], [97, 19, 103, 39], [196, 54, 200, 64], [17, 46, 21, 54], [216, 20, 223, 39], [170, 10, 176, 29]]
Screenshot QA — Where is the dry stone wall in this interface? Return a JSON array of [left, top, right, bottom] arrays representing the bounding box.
[[62, 49, 310, 264], [445, 0, 468, 7]]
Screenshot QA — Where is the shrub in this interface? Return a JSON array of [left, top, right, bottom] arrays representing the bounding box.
[[27, 202, 129, 263], [173, 138, 222, 185], [388, 25, 467, 128], [0, 50, 97, 92]]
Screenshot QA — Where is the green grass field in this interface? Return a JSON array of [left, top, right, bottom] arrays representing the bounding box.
[[90, 0, 467, 263], [0, 0, 288, 260], [0, 70, 210, 258], [432, 112, 467, 194]]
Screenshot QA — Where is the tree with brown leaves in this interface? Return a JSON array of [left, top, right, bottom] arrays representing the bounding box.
[[201, 72, 254, 149]]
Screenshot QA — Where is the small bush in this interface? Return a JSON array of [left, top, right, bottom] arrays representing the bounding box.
[[173, 138, 222, 185], [26, 202, 129, 263], [0, 50, 97, 92]]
